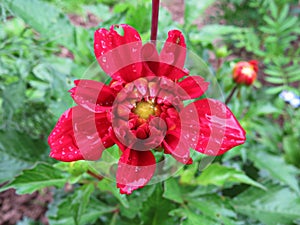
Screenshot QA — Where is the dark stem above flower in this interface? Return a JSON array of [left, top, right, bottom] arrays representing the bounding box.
[[151, 0, 160, 43]]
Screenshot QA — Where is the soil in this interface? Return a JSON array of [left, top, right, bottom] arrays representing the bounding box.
[[0, 188, 52, 225]]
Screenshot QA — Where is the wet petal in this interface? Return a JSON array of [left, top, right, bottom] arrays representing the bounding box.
[[48, 106, 113, 162], [94, 24, 143, 82], [158, 30, 187, 80], [184, 99, 246, 155], [116, 149, 156, 194], [160, 30, 186, 69], [69, 79, 115, 113], [48, 108, 83, 162], [162, 129, 193, 165], [177, 76, 209, 99], [142, 42, 160, 76]]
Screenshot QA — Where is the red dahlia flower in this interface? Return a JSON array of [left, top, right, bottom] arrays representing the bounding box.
[[233, 60, 258, 86], [48, 24, 246, 194]]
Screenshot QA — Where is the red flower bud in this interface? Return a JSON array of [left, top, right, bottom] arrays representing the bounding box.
[[233, 60, 258, 86]]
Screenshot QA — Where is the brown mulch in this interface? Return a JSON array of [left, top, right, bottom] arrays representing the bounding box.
[[0, 188, 52, 225]]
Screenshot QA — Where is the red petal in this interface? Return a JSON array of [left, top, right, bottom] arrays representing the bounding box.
[[48, 106, 113, 162], [162, 130, 193, 165], [48, 108, 83, 162], [94, 24, 143, 82], [249, 60, 259, 72], [183, 99, 246, 155], [69, 79, 115, 113], [141, 42, 161, 76], [177, 76, 209, 99], [116, 149, 156, 194], [158, 30, 187, 80]]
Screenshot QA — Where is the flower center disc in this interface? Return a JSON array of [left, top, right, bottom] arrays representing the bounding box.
[[133, 101, 155, 120], [241, 66, 253, 77]]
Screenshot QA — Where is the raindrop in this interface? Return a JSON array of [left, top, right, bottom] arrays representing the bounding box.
[[207, 149, 214, 155], [135, 167, 141, 172], [101, 40, 107, 49], [134, 34, 140, 40]]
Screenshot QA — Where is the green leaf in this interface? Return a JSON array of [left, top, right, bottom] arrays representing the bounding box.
[[179, 162, 198, 185], [0, 151, 32, 183], [189, 25, 244, 44], [2, 81, 25, 117], [3, 0, 75, 48], [141, 185, 176, 225], [256, 103, 282, 115], [183, 195, 238, 225], [184, 0, 217, 28], [196, 163, 265, 190], [0, 163, 67, 194], [125, 2, 151, 34], [163, 177, 184, 204], [98, 179, 129, 208], [170, 208, 216, 225], [48, 191, 116, 225], [0, 129, 48, 163], [71, 184, 95, 225], [119, 184, 156, 219], [232, 182, 300, 225], [283, 135, 300, 167], [249, 151, 300, 194]]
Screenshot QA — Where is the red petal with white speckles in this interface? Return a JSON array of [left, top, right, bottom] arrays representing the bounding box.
[[116, 149, 156, 194], [183, 99, 246, 155], [157, 30, 187, 80], [162, 130, 193, 165], [48, 106, 113, 162], [94, 24, 143, 83], [178, 76, 209, 100], [69, 79, 115, 113]]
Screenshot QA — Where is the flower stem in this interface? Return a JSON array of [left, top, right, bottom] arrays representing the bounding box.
[[87, 170, 104, 181], [151, 0, 160, 43], [225, 84, 239, 105]]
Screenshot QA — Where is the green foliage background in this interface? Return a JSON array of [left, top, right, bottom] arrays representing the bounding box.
[[0, 0, 300, 224]]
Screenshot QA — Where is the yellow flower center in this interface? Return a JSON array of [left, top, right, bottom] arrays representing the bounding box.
[[133, 101, 155, 119], [241, 66, 254, 77]]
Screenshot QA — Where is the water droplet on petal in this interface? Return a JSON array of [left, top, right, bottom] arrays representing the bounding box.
[[135, 166, 141, 173], [207, 149, 214, 155], [101, 40, 107, 49]]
